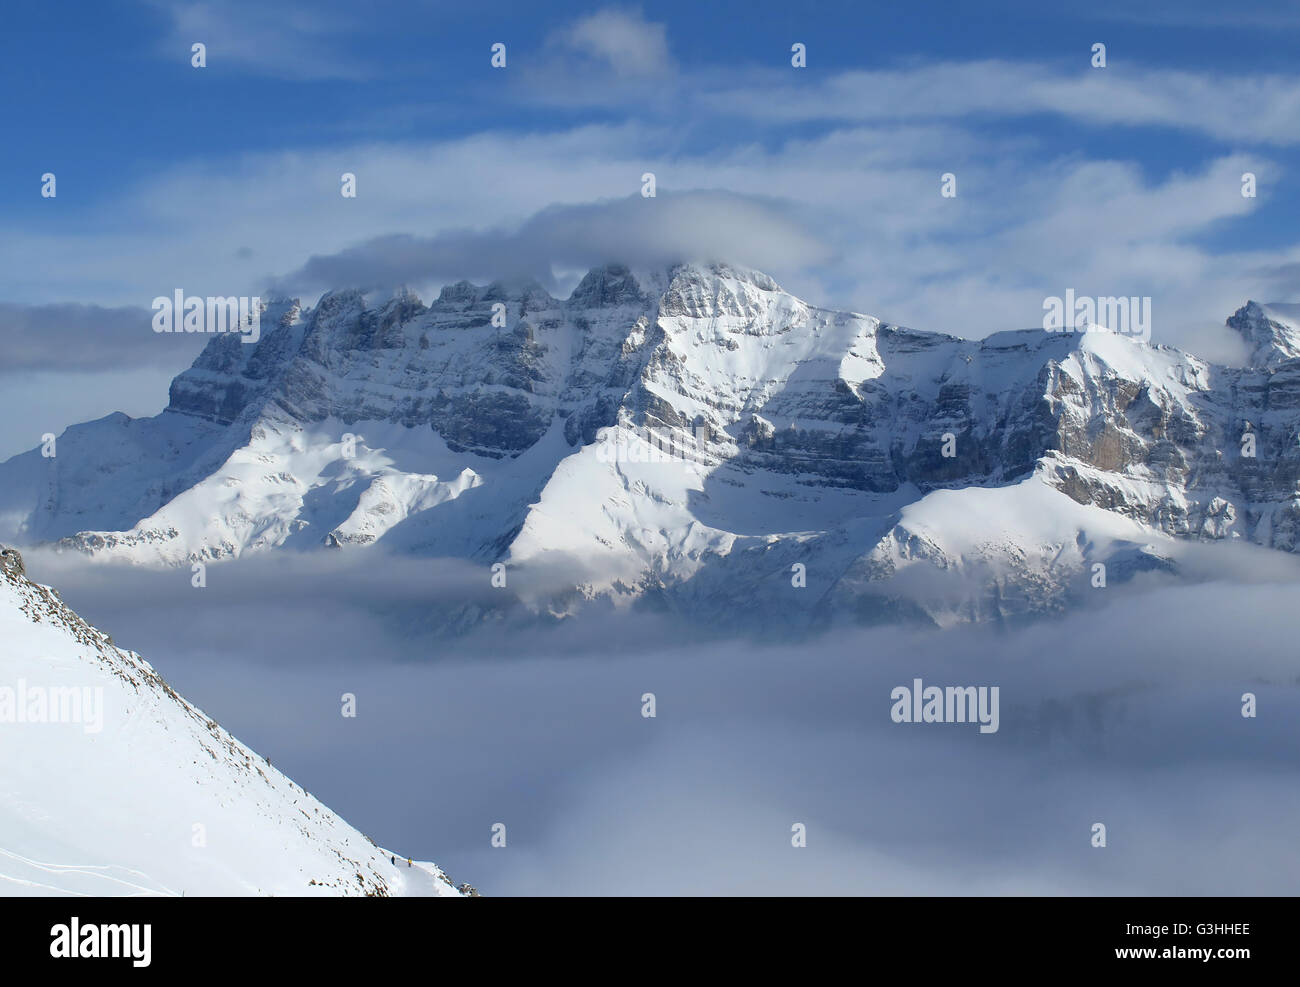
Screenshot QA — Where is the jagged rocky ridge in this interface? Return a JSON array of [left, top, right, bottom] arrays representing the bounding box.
[[2, 265, 1299, 629]]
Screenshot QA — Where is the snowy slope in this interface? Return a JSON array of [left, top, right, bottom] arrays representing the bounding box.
[[0, 551, 466, 896]]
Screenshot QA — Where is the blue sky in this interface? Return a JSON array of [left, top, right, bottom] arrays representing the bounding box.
[[3, 0, 1300, 455]]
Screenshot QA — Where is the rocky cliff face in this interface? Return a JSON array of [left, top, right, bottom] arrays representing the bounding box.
[[2, 263, 1298, 628]]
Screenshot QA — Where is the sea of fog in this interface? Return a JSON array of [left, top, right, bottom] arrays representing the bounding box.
[[25, 549, 1300, 896]]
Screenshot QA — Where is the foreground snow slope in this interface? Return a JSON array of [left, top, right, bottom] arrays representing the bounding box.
[[0, 553, 464, 897]]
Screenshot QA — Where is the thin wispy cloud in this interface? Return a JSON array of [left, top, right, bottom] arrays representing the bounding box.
[[143, 0, 373, 80], [0, 302, 198, 371], [702, 60, 1300, 145], [554, 6, 673, 77]]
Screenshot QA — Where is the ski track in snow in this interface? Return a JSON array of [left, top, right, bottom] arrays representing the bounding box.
[[0, 846, 178, 896]]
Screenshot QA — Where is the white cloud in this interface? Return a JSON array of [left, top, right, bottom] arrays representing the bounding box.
[[0, 120, 1289, 362], [703, 60, 1300, 145], [556, 6, 672, 77], [0, 301, 197, 371], [275, 189, 831, 295], [146, 0, 371, 80]]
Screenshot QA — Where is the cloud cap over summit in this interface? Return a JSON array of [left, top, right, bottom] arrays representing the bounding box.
[[270, 191, 831, 298]]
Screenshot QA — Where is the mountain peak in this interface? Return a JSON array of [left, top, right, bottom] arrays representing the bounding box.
[[435, 279, 480, 305], [482, 277, 555, 311], [558, 261, 788, 312], [668, 260, 782, 293], [567, 263, 646, 307], [1227, 300, 1300, 368]]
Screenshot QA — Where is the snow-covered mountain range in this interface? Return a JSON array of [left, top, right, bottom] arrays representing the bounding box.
[[3, 262, 1299, 628], [0, 547, 467, 896]]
